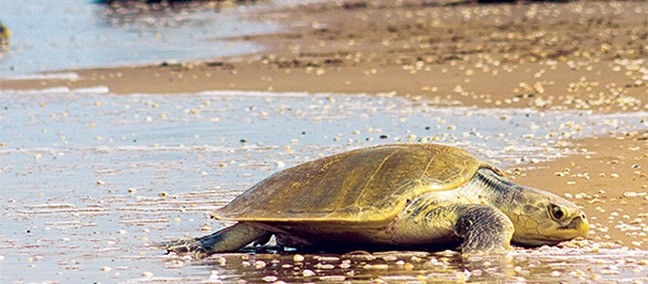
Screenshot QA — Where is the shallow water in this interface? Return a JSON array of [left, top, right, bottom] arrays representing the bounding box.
[[1, 88, 647, 283], [0, 0, 280, 77]]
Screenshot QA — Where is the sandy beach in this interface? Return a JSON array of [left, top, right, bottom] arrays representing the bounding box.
[[1, 1, 647, 281]]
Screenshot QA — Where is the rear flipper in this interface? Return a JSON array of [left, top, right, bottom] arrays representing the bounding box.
[[162, 222, 268, 255]]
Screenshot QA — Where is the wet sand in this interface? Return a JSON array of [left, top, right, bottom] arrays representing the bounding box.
[[2, 0, 648, 255]]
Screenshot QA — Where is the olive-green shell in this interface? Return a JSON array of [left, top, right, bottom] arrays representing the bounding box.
[[213, 143, 494, 223]]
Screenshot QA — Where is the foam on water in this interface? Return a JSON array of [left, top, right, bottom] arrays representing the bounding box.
[[1, 72, 82, 81], [0, 88, 647, 283]]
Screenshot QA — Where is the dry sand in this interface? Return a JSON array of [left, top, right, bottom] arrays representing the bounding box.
[[1, 0, 647, 248]]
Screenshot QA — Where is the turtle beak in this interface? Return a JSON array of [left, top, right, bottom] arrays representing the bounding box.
[[561, 212, 589, 238]]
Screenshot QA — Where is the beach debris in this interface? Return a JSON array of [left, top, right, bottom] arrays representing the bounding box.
[[293, 254, 305, 262]]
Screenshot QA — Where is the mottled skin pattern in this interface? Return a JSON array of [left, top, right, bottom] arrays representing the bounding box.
[[164, 144, 589, 255]]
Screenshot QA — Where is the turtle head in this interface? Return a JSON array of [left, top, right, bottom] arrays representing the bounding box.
[[505, 186, 589, 247]]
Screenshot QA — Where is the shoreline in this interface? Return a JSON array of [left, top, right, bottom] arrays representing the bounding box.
[[1, 0, 647, 249], [3, 0, 647, 111]]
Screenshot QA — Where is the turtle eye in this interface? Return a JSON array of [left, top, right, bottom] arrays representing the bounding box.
[[549, 204, 565, 220]]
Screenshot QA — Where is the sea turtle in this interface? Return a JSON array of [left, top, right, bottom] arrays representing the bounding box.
[[164, 143, 589, 255]]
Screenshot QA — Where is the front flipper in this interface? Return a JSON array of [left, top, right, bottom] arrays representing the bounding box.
[[453, 205, 514, 254], [163, 222, 268, 255]]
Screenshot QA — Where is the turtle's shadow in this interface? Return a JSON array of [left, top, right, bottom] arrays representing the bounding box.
[[237, 241, 462, 255]]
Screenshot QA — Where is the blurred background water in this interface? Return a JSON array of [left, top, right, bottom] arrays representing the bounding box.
[[0, 0, 300, 77]]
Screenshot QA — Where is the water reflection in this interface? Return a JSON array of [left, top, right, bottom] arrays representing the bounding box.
[[175, 244, 648, 282]]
